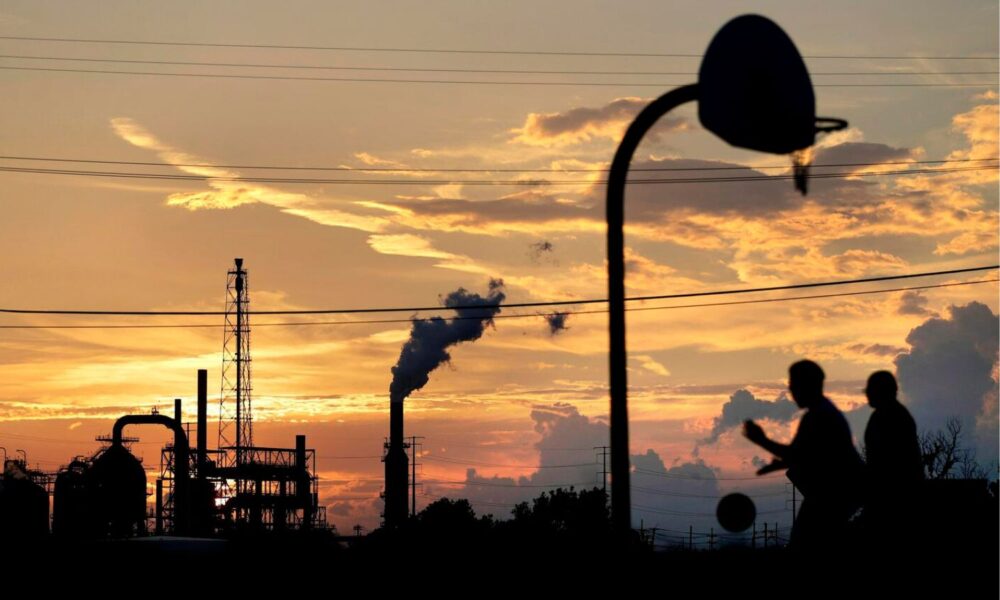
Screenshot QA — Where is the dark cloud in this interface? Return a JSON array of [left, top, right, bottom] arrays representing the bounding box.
[[328, 502, 352, 517], [812, 142, 916, 167], [531, 403, 607, 462], [895, 302, 999, 459], [436, 403, 607, 510], [630, 450, 726, 538], [622, 158, 806, 217], [388, 190, 592, 225], [898, 290, 932, 316], [379, 141, 899, 233], [439, 403, 741, 534], [847, 343, 907, 357], [517, 97, 687, 143], [701, 389, 799, 444]]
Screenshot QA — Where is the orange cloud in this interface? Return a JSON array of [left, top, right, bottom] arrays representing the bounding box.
[[512, 97, 687, 147], [634, 355, 671, 377], [111, 117, 391, 232]]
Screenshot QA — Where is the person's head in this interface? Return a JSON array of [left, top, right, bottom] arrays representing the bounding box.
[[865, 370, 898, 409], [788, 360, 824, 408]]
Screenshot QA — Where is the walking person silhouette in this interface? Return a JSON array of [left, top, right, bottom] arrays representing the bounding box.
[[743, 360, 864, 552], [861, 370, 923, 550]]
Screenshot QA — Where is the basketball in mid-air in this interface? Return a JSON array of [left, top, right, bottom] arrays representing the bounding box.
[[716, 493, 756, 532]]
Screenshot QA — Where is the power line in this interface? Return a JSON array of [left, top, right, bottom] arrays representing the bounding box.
[[2, 53, 996, 76], [422, 491, 515, 509], [4, 277, 993, 332], [634, 502, 787, 517], [631, 484, 787, 499], [633, 467, 786, 482], [2, 65, 998, 87], [422, 455, 596, 469], [0, 163, 993, 185], [623, 278, 999, 314], [315, 455, 383, 460], [0, 265, 994, 317], [1, 35, 997, 60], [0, 278, 994, 331], [1, 154, 994, 173], [631, 503, 719, 517], [424, 479, 595, 488]]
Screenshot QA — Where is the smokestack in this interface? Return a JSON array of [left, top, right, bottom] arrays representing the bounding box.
[[174, 398, 182, 425], [197, 369, 207, 476], [384, 279, 505, 528], [383, 405, 409, 529], [296, 434, 313, 529]]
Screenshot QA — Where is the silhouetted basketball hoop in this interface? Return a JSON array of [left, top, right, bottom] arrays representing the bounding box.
[[605, 14, 847, 536], [699, 14, 846, 155], [716, 493, 757, 533]]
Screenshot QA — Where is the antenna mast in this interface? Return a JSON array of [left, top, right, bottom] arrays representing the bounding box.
[[219, 257, 253, 465]]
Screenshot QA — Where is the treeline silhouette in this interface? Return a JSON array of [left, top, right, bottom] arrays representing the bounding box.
[[358, 486, 615, 555]]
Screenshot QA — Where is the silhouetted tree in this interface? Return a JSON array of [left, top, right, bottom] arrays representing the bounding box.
[[919, 417, 991, 480], [503, 486, 611, 546], [417, 497, 492, 533]]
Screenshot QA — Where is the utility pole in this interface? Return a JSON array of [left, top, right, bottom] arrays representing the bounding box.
[[763, 522, 769, 549], [752, 522, 757, 550], [689, 525, 694, 551], [708, 527, 716, 551], [353, 524, 364, 537], [594, 446, 610, 492], [409, 435, 424, 517]]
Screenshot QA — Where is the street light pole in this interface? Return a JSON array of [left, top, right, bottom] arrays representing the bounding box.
[[606, 84, 699, 535]]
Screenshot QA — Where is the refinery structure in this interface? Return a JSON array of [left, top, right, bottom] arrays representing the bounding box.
[[1, 257, 492, 543], [0, 258, 327, 541]]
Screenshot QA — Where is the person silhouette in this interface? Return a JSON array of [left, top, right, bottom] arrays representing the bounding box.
[[743, 360, 863, 551], [862, 370, 923, 548]]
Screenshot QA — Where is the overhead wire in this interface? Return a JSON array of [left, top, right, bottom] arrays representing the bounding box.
[[633, 467, 785, 482], [1, 53, 997, 76], [423, 479, 596, 488], [1, 35, 997, 60], [422, 455, 597, 469], [0, 265, 994, 317], [2, 64, 997, 87], [0, 279, 994, 331], [631, 484, 787, 499], [0, 154, 994, 173], [0, 163, 994, 185]]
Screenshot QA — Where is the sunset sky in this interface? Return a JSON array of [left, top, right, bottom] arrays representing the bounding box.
[[1, 1, 997, 537]]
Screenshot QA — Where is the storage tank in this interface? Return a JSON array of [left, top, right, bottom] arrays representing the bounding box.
[[53, 458, 94, 537], [89, 445, 147, 537], [0, 461, 49, 538]]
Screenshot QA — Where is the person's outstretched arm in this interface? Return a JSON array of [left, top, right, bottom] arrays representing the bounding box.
[[743, 419, 793, 460]]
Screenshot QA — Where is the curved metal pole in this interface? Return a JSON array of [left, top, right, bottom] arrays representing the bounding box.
[[112, 413, 191, 535], [607, 83, 699, 534]]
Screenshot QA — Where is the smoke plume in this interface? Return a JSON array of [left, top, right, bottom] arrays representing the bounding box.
[[389, 279, 506, 403], [543, 312, 570, 335]]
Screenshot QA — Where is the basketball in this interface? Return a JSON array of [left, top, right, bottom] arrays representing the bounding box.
[[716, 492, 756, 532]]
